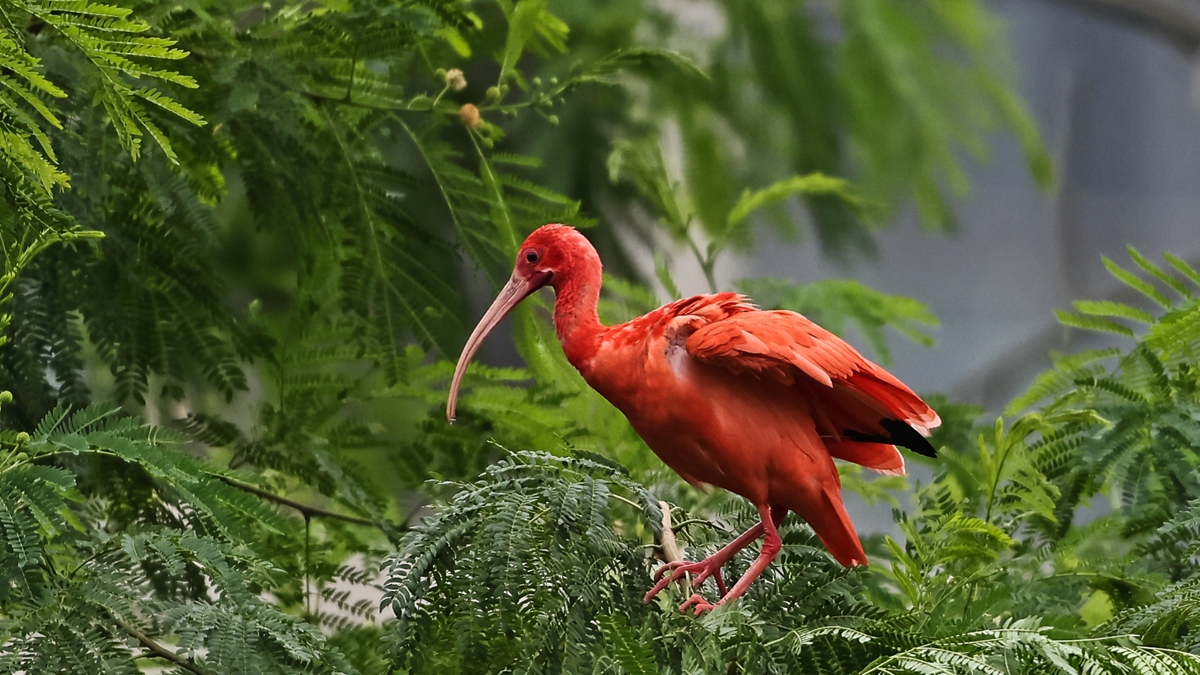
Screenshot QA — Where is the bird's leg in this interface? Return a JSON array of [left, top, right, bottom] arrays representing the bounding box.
[[644, 522, 761, 604], [679, 504, 785, 615], [644, 506, 787, 605]]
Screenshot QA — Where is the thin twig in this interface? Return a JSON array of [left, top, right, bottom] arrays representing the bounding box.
[[304, 515, 312, 616], [608, 493, 645, 511], [673, 518, 729, 532], [217, 476, 381, 528], [115, 616, 212, 675]]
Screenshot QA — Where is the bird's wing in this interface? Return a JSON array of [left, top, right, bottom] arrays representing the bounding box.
[[682, 309, 859, 387], [678, 309, 941, 466]]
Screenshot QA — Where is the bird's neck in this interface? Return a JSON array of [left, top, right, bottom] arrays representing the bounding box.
[[552, 262, 604, 371]]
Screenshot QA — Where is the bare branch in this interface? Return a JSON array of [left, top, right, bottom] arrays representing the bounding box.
[[116, 616, 212, 675], [217, 475, 388, 529]]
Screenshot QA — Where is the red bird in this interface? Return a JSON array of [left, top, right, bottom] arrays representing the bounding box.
[[448, 224, 940, 613]]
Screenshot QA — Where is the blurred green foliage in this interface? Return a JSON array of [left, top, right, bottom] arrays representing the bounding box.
[[5, 0, 1193, 674]]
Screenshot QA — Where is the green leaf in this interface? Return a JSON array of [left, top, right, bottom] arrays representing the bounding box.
[[1128, 246, 1190, 299], [499, 0, 553, 82], [491, 152, 543, 168], [1072, 300, 1154, 325], [1146, 303, 1200, 354], [1103, 256, 1171, 307], [606, 137, 688, 236], [580, 47, 708, 83], [599, 615, 658, 675], [134, 88, 206, 126], [1055, 310, 1136, 338], [653, 251, 681, 301], [727, 173, 867, 228], [1164, 252, 1200, 288]]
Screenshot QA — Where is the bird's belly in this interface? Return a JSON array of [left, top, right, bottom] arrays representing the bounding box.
[[632, 414, 730, 489], [602, 360, 820, 502]]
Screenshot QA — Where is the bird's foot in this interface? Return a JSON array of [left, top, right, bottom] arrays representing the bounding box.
[[678, 593, 717, 615], [643, 557, 728, 604]]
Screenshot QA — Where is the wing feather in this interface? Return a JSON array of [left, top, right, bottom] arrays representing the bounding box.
[[681, 308, 940, 452], [684, 310, 862, 384]]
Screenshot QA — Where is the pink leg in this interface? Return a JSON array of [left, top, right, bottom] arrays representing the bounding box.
[[643, 523, 761, 603], [644, 506, 787, 606], [679, 504, 785, 615]]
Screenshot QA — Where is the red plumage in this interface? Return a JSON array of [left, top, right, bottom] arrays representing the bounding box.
[[448, 224, 940, 614]]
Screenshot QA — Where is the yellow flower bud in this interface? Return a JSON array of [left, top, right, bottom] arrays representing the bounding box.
[[459, 103, 481, 129]]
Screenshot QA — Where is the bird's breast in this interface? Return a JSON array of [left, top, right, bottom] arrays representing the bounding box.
[[582, 335, 758, 487]]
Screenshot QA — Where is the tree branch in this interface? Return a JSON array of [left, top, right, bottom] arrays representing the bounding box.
[[116, 616, 212, 675], [217, 475, 386, 529]]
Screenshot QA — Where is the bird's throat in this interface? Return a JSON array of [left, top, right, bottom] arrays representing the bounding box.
[[552, 271, 603, 371]]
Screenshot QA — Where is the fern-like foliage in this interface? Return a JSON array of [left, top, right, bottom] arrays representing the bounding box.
[[1002, 249, 1200, 567], [0, 0, 622, 425], [1105, 499, 1200, 653], [382, 449, 661, 673], [2, 4, 733, 669], [383, 448, 883, 674], [382, 446, 1200, 674], [9, 0, 204, 159], [0, 0, 202, 363], [0, 402, 363, 674], [0, 0, 253, 421], [1113, 576, 1200, 653]]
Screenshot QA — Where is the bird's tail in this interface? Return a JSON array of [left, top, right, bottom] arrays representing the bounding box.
[[802, 373, 940, 467], [794, 481, 868, 567], [777, 410, 871, 567], [826, 440, 905, 476], [849, 370, 941, 436]]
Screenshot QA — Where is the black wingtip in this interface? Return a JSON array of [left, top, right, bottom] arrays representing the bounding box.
[[843, 419, 938, 459], [880, 418, 938, 458]]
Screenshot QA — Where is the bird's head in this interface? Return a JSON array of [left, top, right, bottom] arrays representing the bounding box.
[[447, 223, 597, 422], [511, 223, 599, 286]]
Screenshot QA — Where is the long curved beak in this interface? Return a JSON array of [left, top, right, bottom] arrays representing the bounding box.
[[447, 271, 542, 423]]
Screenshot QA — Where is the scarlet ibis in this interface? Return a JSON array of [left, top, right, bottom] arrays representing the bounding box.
[[448, 224, 940, 614]]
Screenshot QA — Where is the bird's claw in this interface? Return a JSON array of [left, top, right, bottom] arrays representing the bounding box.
[[679, 593, 717, 615], [643, 558, 728, 604], [651, 560, 686, 582]]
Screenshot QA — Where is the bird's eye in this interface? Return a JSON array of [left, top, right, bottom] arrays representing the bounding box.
[[525, 250, 539, 264]]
